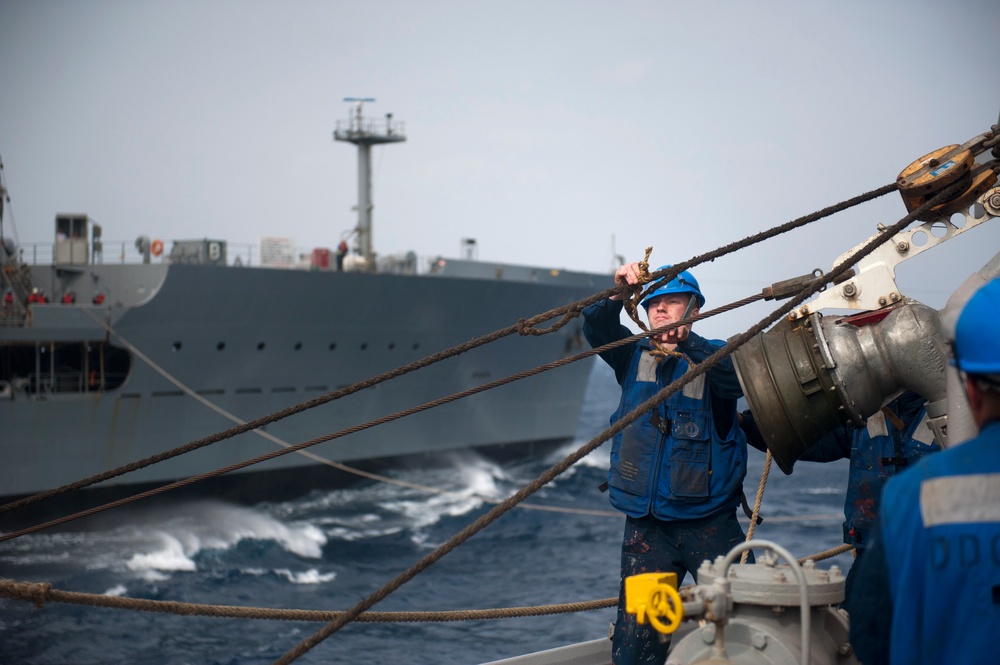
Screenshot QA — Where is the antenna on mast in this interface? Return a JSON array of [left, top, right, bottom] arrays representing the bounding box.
[[333, 98, 406, 270]]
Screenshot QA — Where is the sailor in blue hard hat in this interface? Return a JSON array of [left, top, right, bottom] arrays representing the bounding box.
[[849, 275, 1000, 665], [582, 259, 752, 665], [952, 276, 1000, 382], [622, 263, 705, 348], [638, 265, 706, 308]]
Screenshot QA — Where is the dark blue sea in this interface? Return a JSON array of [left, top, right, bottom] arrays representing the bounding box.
[[0, 362, 851, 664]]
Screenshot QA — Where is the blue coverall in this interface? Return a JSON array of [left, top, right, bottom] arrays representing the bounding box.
[[583, 298, 750, 665], [742, 391, 938, 609], [849, 419, 1000, 664]]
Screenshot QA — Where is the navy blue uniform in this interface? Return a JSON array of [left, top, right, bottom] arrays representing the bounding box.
[[583, 298, 749, 665], [743, 391, 937, 610], [850, 419, 1000, 664]]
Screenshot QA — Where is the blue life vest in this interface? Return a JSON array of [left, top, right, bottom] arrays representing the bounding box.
[[607, 341, 747, 520]]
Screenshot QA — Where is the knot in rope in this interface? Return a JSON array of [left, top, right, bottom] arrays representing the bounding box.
[[621, 246, 654, 327], [2, 578, 52, 608], [621, 247, 689, 361], [649, 343, 687, 363], [516, 300, 588, 337]]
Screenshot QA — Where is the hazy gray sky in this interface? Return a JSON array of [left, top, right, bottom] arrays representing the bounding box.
[[2, 0, 998, 338]]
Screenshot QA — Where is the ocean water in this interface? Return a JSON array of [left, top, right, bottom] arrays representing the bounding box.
[[0, 362, 852, 665]]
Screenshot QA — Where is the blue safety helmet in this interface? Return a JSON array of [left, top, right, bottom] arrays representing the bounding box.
[[953, 277, 1000, 374], [640, 265, 706, 310]]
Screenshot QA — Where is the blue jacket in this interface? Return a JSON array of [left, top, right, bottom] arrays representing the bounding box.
[[796, 392, 937, 549], [583, 298, 747, 521], [850, 419, 1000, 665]]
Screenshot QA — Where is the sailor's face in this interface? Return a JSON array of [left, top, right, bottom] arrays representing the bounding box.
[[645, 294, 696, 343]]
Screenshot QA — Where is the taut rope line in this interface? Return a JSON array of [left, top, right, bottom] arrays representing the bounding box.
[[0, 538, 851, 625], [0, 578, 615, 622], [0, 536, 852, 621]]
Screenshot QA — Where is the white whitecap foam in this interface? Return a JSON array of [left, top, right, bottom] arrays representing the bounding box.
[[378, 462, 500, 533], [541, 439, 612, 472], [6, 500, 329, 580], [803, 487, 843, 496], [324, 524, 404, 542], [273, 568, 337, 584], [116, 502, 326, 572], [288, 454, 525, 542], [126, 533, 197, 573], [199, 504, 326, 559]]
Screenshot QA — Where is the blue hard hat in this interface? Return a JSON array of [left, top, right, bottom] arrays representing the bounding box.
[[640, 265, 706, 310], [953, 277, 1000, 374]]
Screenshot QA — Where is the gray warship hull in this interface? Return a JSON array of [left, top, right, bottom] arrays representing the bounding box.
[[0, 259, 603, 500]]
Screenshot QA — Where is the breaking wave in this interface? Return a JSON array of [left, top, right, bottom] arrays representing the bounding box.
[[2, 500, 327, 583]]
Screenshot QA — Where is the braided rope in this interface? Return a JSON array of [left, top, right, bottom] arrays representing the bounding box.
[[799, 544, 855, 564], [742, 449, 773, 564], [0, 578, 614, 622], [0, 535, 850, 622]]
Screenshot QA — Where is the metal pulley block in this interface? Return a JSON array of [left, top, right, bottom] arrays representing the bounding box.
[[788, 128, 997, 321], [897, 133, 998, 221], [901, 167, 997, 221], [897, 143, 974, 197]]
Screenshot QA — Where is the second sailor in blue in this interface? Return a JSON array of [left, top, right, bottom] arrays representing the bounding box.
[[583, 262, 751, 665]]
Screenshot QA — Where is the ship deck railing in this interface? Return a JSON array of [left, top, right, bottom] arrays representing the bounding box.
[[9, 241, 458, 276]]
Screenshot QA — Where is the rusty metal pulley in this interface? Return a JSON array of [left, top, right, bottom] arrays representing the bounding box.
[[897, 144, 974, 196], [897, 134, 999, 221]]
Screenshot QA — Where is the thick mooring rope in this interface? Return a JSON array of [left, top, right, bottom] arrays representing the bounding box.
[[0, 578, 616, 622]]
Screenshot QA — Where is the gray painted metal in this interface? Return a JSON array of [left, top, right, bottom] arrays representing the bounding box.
[[480, 638, 611, 665], [666, 548, 857, 665], [694, 556, 845, 609], [1, 259, 605, 498], [938, 253, 1000, 446], [333, 102, 406, 266]]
